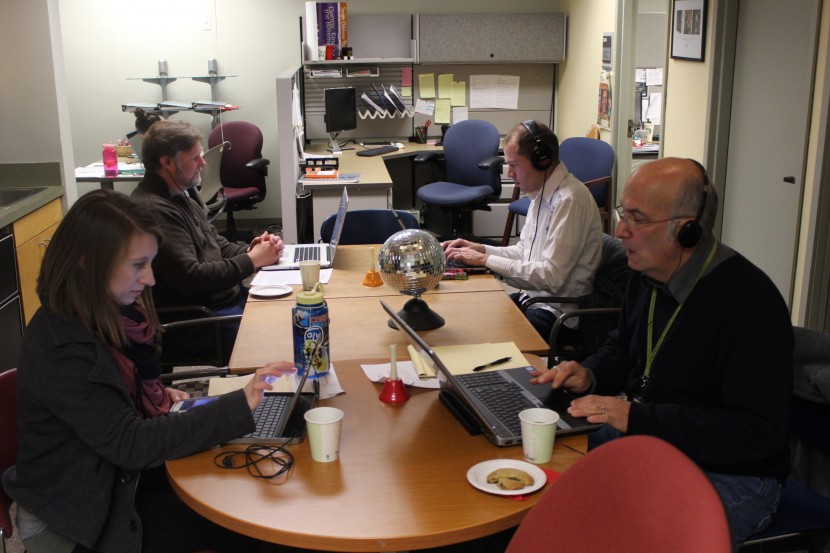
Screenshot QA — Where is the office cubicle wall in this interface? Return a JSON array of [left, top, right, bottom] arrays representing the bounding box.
[[412, 63, 556, 136]]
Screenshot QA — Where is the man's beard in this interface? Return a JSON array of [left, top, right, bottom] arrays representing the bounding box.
[[173, 163, 201, 190]]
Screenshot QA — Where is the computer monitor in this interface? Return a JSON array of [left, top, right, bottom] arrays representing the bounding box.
[[324, 87, 357, 153]]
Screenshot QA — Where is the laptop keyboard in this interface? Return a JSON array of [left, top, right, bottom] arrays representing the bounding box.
[[248, 395, 290, 438], [456, 372, 536, 435], [293, 245, 321, 262]]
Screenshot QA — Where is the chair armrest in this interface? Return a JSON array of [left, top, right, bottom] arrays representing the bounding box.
[[161, 366, 230, 385], [161, 314, 243, 331], [548, 307, 621, 367], [413, 151, 443, 164], [519, 295, 582, 312], [478, 155, 505, 170], [246, 157, 270, 176], [157, 305, 216, 323]]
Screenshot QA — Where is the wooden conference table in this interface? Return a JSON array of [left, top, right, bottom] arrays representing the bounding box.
[[166, 356, 588, 552], [228, 245, 549, 373], [166, 244, 564, 551]]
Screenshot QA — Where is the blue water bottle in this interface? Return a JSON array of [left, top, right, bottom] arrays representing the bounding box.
[[292, 284, 330, 378]]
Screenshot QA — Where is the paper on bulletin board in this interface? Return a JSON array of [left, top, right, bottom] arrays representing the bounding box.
[[453, 106, 468, 123], [401, 66, 412, 87], [469, 75, 520, 109], [598, 70, 612, 129], [418, 73, 435, 98], [415, 99, 435, 116], [438, 74, 454, 98], [451, 81, 466, 106], [434, 99, 451, 124]]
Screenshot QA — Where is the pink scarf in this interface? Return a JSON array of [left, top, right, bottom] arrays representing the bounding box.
[[110, 304, 170, 418]]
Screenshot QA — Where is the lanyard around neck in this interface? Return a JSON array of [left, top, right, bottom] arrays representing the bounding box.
[[644, 241, 718, 379]]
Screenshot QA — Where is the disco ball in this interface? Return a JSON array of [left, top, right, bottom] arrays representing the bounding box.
[[378, 229, 445, 330]]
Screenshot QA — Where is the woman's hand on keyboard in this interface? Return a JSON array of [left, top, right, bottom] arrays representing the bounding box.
[[245, 362, 297, 410]]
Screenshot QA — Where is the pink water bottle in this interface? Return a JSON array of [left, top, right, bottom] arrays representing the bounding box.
[[103, 144, 118, 177]]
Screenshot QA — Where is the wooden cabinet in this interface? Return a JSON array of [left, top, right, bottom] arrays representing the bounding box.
[[13, 199, 62, 325], [418, 13, 567, 63]]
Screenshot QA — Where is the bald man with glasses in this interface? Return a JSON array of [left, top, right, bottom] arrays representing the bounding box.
[[534, 157, 793, 544]]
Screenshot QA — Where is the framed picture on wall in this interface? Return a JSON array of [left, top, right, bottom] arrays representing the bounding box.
[[671, 0, 708, 61]]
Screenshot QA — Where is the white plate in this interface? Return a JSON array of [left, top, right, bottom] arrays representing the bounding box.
[[249, 284, 293, 298], [466, 459, 546, 496]]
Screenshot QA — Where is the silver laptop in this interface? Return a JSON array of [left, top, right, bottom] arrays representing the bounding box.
[[172, 370, 314, 444], [262, 187, 349, 270], [380, 300, 600, 447], [126, 130, 143, 162]]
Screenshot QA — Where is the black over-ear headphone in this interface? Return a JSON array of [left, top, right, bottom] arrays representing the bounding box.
[[676, 159, 709, 249], [521, 120, 553, 171]]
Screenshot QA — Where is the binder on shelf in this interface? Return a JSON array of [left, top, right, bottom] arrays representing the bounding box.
[[122, 102, 158, 113], [192, 100, 239, 111], [310, 68, 342, 78], [360, 92, 387, 115]]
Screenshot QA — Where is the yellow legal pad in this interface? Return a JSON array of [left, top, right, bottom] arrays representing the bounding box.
[[407, 342, 529, 378]]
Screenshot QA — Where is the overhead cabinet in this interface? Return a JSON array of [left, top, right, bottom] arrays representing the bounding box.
[[418, 13, 566, 63]]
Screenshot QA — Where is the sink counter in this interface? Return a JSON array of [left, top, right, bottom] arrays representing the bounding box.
[[0, 163, 64, 229]]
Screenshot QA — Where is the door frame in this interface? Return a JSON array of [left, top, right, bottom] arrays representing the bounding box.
[[706, 0, 830, 324]]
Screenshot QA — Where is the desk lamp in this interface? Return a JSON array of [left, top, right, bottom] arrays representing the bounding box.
[[379, 344, 409, 404]]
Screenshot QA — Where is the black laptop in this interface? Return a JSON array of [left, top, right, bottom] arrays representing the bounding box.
[[380, 300, 600, 447]]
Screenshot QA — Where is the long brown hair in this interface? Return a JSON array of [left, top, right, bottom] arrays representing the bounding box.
[[37, 189, 164, 348]]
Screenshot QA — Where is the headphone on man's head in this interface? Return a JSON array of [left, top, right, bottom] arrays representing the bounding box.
[[521, 120, 554, 171], [676, 159, 709, 249]]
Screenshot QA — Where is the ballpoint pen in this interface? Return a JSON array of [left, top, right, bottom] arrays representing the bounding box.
[[472, 356, 512, 372]]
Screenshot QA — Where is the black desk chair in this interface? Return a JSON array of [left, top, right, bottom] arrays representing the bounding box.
[[519, 234, 630, 367], [740, 326, 830, 552]]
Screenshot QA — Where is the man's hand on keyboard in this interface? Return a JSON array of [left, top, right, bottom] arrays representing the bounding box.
[[442, 238, 488, 267]]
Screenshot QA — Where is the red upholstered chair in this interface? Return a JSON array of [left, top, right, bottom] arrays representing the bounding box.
[[506, 435, 732, 553], [207, 121, 269, 242], [0, 369, 19, 553]]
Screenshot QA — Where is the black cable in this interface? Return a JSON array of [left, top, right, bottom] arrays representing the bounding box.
[[213, 444, 295, 480]]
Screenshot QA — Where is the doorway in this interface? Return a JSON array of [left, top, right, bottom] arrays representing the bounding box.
[[716, 0, 820, 306]]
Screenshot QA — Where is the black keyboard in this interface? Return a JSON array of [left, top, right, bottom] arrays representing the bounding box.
[[293, 246, 321, 262], [248, 395, 290, 438], [357, 145, 399, 157], [455, 372, 536, 435]]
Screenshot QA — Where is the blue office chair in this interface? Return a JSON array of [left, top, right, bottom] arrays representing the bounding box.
[[740, 326, 830, 552], [501, 136, 615, 245], [413, 119, 502, 239], [320, 209, 419, 244]]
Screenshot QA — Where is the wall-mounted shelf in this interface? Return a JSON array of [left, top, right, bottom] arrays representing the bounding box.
[[304, 57, 414, 66], [125, 59, 237, 127]]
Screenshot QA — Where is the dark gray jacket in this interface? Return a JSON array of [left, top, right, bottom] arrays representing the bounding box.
[[2, 307, 255, 553], [131, 171, 254, 309]]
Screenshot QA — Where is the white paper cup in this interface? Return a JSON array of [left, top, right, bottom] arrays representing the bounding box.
[[304, 406, 343, 462], [299, 260, 321, 291], [519, 408, 559, 464]]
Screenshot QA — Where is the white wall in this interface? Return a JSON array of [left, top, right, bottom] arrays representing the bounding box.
[[57, 0, 563, 219], [0, 0, 62, 163], [555, 0, 616, 142]]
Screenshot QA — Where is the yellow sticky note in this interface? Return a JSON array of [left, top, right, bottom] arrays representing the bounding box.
[[401, 86, 412, 97], [434, 98, 451, 124], [438, 74, 454, 99], [418, 73, 435, 98], [451, 81, 466, 106]]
